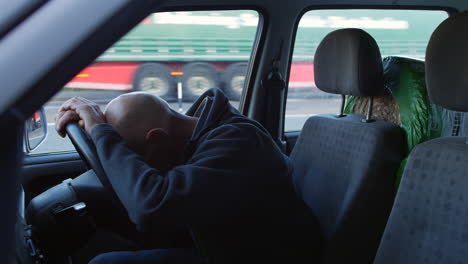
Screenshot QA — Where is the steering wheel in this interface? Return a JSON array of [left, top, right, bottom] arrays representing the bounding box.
[[65, 122, 126, 213]]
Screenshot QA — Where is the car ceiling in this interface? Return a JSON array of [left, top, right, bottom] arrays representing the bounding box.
[[161, 0, 467, 12]]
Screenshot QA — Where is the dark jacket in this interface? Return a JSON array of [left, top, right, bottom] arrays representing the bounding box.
[[91, 88, 322, 263]]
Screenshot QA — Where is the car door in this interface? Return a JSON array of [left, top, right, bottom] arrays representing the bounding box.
[[0, 0, 297, 257], [0, 1, 162, 262], [15, 8, 265, 264], [21, 8, 263, 205]]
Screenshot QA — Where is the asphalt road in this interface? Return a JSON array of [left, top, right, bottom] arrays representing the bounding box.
[[30, 91, 341, 155]]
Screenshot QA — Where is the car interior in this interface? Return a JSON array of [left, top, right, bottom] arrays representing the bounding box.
[[1, 0, 468, 263]]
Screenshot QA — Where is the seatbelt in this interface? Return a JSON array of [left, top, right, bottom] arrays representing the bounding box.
[[261, 40, 286, 151]]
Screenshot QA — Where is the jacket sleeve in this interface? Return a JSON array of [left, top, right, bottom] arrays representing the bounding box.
[[90, 123, 285, 232]]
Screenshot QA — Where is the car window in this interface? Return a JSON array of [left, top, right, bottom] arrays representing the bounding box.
[[29, 10, 259, 155], [284, 9, 448, 132]]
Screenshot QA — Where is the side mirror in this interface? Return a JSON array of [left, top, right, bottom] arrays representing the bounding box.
[[24, 107, 48, 153]]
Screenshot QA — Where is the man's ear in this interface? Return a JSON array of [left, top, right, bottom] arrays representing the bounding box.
[[144, 128, 171, 171], [145, 128, 169, 149]]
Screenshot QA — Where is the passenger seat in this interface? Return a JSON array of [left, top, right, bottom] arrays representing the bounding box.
[[290, 28, 406, 263], [374, 11, 468, 263]]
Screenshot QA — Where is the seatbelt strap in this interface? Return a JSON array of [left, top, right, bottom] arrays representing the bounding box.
[[261, 40, 286, 150]]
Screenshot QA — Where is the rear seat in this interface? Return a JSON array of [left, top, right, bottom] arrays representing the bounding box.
[[345, 56, 443, 188]]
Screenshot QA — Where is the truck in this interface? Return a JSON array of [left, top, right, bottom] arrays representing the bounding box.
[[65, 10, 444, 101]]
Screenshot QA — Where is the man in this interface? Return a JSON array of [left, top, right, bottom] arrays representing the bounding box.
[[56, 88, 322, 264]]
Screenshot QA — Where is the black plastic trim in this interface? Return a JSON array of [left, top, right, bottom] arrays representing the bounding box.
[[23, 152, 81, 166], [21, 153, 86, 186]]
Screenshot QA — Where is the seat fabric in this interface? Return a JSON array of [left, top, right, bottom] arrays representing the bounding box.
[[291, 114, 406, 263], [374, 137, 468, 264]]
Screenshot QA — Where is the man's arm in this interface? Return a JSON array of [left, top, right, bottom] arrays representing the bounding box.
[[91, 123, 278, 232], [54, 97, 290, 232], [90, 123, 176, 231]]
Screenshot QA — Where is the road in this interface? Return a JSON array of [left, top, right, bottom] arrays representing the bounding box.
[[30, 91, 341, 154]]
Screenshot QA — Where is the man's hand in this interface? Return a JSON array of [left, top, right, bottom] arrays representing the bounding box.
[[55, 97, 106, 137]]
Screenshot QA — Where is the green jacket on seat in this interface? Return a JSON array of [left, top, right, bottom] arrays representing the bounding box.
[[344, 56, 443, 189]]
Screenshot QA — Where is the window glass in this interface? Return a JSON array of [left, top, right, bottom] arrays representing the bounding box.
[[285, 9, 448, 132], [30, 10, 259, 155]]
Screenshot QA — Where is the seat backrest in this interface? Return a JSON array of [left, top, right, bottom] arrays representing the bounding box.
[[374, 11, 468, 264], [290, 28, 407, 263]]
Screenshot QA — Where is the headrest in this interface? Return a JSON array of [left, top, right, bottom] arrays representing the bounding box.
[[426, 11, 468, 111], [314, 28, 385, 96]]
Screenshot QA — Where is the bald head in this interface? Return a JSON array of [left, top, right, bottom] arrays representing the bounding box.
[[104, 92, 176, 154], [102, 92, 198, 169], [103, 92, 199, 171]]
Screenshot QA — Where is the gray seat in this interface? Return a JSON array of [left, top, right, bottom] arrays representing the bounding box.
[[374, 11, 468, 264], [290, 28, 406, 263]]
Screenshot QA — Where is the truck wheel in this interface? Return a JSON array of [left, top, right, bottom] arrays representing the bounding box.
[[222, 63, 248, 101], [133, 63, 174, 99], [181, 63, 219, 101]]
